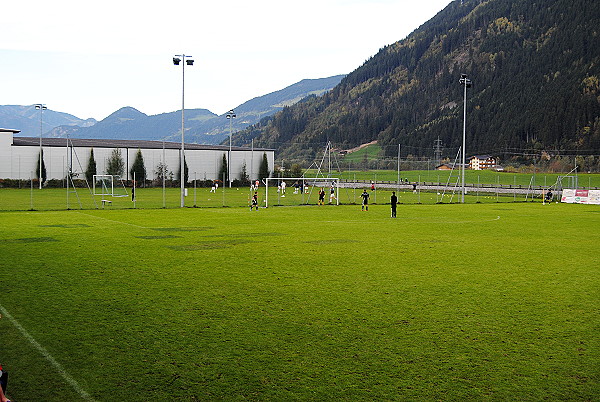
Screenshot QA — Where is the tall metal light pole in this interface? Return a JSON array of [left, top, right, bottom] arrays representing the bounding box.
[[226, 109, 236, 188], [173, 55, 194, 207], [459, 74, 472, 203], [35, 104, 47, 189]]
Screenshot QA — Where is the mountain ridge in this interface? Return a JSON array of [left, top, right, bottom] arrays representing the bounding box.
[[0, 75, 345, 145], [236, 0, 600, 165]]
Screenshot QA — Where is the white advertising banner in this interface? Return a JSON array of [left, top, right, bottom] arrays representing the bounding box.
[[561, 189, 600, 205]]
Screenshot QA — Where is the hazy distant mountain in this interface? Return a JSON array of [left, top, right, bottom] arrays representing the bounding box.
[[185, 75, 346, 144], [0, 105, 96, 137], [1, 75, 345, 145], [64, 106, 217, 141]]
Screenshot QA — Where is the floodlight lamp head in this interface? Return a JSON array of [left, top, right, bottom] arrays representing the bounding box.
[[173, 57, 181, 65], [461, 73, 468, 79], [186, 59, 194, 66]]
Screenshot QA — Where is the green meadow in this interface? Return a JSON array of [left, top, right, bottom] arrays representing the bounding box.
[[0, 202, 598, 401]]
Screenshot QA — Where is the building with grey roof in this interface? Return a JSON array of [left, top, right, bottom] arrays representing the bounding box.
[[0, 129, 274, 182]]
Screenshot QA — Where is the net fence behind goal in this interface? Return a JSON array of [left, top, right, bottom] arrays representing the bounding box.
[[264, 177, 339, 207]]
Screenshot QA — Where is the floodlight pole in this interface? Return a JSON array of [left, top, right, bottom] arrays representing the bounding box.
[[226, 109, 236, 188], [459, 74, 471, 203], [173, 54, 194, 207], [35, 104, 47, 189]]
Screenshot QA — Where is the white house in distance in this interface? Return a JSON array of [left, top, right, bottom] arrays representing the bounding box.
[[468, 155, 498, 170], [0, 129, 274, 182]]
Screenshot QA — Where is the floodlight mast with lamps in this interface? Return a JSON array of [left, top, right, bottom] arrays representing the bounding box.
[[173, 54, 194, 207], [226, 109, 236, 188], [459, 74, 472, 203], [35, 104, 47, 189]]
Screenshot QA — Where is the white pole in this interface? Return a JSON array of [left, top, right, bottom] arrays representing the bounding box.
[[229, 115, 232, 188], [30, 171, 34, 209], [328, 142, 331, 177], [66, 139, 69, 209], [397, 144, 400, 193], [39, 109, 43, 190], [35, 104, 47, 189], [265, 179, 269, 208], [180, 57, 186, 208], [226, 110, 236, 188], [462, 81, 467, 203], [162, 141, 166, 208]]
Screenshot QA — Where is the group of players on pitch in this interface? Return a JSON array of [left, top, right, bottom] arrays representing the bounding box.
[[248, 185, 399, 218]]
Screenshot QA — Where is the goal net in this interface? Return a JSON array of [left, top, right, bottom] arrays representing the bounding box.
[[93, 175, 129, 197], [264, 177, 339, 207]]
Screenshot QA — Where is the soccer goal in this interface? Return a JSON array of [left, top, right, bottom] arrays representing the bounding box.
[[264, 177, 339, 207], [93, 175, 129, 198]]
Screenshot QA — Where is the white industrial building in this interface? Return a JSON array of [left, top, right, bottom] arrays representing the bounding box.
[[0, 128, 274, 182]]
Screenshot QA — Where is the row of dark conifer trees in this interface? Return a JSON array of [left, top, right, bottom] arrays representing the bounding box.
[[71, 148, 272, 187]]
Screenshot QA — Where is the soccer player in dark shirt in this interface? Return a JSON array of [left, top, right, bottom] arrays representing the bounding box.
[[318, 188, 326, 205], [251, 192, 258, 210], [360, 190, 370, 211]]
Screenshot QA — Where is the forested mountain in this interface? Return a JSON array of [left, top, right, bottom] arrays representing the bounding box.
[[236, 0, 600, 164], [183, 75, 345, 144]]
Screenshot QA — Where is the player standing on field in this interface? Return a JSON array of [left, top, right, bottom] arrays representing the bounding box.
[[318, 188, 326, 205], [329, 184, 336, 204], [251, 191, 258, 211], [390, 191, 398, 218], [360, 189, 370, 211]]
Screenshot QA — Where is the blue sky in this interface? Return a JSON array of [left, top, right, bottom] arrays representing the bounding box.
[[1, 0, 451, 120]]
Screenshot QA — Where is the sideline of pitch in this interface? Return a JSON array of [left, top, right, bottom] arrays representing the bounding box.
[[0, 303, 96, 401]]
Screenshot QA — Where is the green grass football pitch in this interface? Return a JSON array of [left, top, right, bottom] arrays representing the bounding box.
[[0, 203, 598, 400], [0, 185, 542, 211]]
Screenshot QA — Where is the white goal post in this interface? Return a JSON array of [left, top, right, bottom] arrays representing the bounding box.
[[264, 177, 339, 207], [93, 175, 129, 197]]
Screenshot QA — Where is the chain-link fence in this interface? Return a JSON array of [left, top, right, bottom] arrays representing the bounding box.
[[2, 169, 598, 211]]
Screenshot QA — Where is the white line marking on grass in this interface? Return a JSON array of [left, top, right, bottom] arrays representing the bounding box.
[[0, 304, 97, 401]]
